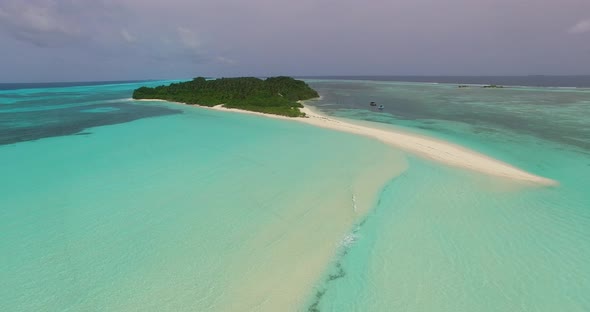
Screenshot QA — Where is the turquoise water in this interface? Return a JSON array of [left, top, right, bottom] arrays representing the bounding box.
[[303, 80, 590, 311], [1, 80, 589, 311], [0, 81, 405, 311]]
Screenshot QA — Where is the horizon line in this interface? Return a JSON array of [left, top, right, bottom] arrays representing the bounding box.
[[3, 74, 590, 85]]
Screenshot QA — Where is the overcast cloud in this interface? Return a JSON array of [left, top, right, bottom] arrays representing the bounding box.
[[1, 0, 589, 82]]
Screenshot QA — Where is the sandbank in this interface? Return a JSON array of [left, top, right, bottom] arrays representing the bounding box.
[[136, 99, 557, 186]]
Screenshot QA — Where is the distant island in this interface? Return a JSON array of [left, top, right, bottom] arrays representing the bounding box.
[[458, 84, 505, 88], [133, 76, 319, 117]]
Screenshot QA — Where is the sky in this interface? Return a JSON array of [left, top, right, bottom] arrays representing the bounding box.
[[0, 0, 589, 82]]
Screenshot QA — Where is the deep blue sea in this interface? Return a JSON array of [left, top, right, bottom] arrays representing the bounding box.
[[0, 80, 153, 91], [299, 75, 590, 88]]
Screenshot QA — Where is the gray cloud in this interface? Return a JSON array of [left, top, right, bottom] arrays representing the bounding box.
[[120, 29, 137, 43], [174, 26, 211, 63], [215, 56, 237, 66], [569, 19, 590, 34], [177, 27, 201, 50], [0, 0, 81, 47], [1, 0, 589, 82]]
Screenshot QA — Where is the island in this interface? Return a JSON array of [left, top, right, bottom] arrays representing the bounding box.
[[132, 76, 319, 117], [482, 84, 504, 88]]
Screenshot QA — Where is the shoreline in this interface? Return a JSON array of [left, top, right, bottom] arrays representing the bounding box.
[[135, 98, 557, 186]]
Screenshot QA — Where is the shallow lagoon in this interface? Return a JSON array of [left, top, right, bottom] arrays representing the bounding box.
[[1, 80, 589, 311]]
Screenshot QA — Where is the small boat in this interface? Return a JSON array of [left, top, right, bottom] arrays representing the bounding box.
[[378, 105, 384, 110], [369, 101, 377, 107]]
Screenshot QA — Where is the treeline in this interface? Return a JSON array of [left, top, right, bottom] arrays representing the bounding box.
[[132, 76, 319, 117]]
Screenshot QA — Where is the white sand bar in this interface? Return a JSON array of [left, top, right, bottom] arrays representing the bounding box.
[[138, 99, 557, 186], [300, 107, 556, 185]]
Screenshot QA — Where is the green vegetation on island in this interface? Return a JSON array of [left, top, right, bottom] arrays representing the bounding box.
[[133, 76, 319, 117], [482, 84, 504, 88]]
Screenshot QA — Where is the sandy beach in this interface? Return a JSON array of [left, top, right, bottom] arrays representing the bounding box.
[[137, 99, 556, 186], [299, 106, 557, 185]]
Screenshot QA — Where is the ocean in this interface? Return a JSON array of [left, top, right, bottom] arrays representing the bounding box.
[[303, 79, 590, 311], [1, 78, 589, 311]]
